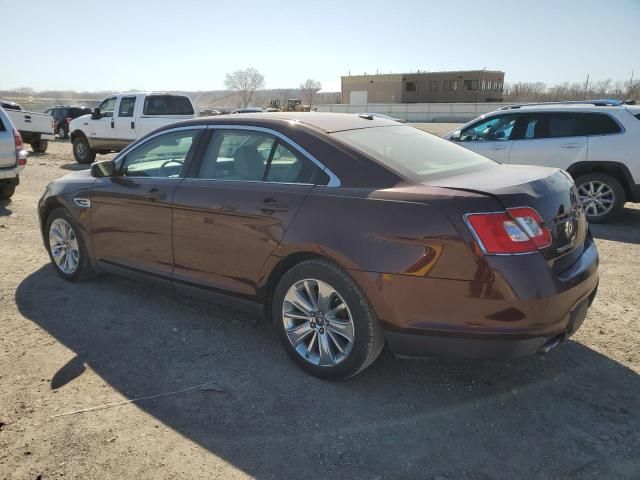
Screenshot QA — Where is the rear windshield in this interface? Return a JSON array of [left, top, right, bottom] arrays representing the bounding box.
[[143, 95, 194, 116], [332, 125, 496, 180]]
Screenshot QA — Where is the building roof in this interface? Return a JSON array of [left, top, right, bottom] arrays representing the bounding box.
[[342, 70, 505, 80]]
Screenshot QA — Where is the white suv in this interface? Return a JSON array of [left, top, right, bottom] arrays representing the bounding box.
[[445, 101, 640, 223]]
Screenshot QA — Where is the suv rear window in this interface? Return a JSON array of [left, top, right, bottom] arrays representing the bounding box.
[[143, 95, 194, 115]]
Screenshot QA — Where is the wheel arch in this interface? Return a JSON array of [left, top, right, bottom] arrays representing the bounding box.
[[70, 129, 87, 143], [566, 161, 634, 201]]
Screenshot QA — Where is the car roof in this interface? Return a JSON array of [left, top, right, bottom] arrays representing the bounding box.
[[192, 112, 399, 133], [492, 104, 629, 114]]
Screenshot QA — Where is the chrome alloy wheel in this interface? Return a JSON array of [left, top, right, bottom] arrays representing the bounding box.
[[578, 180, 615, 217], [282, 279, 355, 367], [49, 218, 80, 274]]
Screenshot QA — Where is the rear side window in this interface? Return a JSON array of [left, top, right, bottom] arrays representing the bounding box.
[[580, 113, 621, 135], [143, 95, 194, 115], [118, 97, 136, 117]]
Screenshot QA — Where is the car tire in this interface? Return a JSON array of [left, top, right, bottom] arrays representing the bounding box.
[[272, 258, 385, 380], [45, 208, 95, 281], [31, 139, 48, 154], [73, 135, 96, 164], [57, 125, 68, 139], [0, 184, 16, 200], [575, 173, 625, 223]]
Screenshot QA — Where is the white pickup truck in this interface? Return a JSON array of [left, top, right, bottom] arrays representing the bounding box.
[[69, 92, 197, 163], [1, 101, 55, 153]]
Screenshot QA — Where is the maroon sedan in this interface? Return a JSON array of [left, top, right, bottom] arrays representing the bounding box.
[[38, 113, 599, 379]]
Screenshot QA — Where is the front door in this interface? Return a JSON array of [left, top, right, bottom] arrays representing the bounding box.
[[172, 128, 328, 298], [507, 112, 588, 169], [90, 128, 202, 278], [454, 113, 518, 163], [87, 97, 117, 149]]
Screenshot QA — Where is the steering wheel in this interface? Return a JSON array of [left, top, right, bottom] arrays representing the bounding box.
[[160, 159, 184, 175]]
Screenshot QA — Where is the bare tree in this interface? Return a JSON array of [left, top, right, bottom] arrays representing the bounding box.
[[299, 79, 322, 108], [224, 68, 265, 107]]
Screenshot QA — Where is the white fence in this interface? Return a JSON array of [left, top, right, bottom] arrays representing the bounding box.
[[317, 102, 511, 123]]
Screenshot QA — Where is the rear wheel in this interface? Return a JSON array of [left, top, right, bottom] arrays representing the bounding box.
[[575, 173, 625, 223], [0, 184, 16, 200], [45, 208, 95, 281], [73, 135, 96, 164], [31, 139, 48, 153], [272, 259, 384, 380], [57, 125, 68, 139]]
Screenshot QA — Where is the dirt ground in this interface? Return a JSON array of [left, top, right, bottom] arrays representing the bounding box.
[[1, 132, 639, 480]]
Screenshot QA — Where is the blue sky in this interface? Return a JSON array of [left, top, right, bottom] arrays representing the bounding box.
[[1, 0, 638, 92]]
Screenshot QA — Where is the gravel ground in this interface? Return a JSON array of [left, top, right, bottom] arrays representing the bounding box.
[[0, 134, 639, 480]]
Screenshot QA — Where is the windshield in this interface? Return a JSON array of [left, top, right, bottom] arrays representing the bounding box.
[[332, 125, 496, 180]]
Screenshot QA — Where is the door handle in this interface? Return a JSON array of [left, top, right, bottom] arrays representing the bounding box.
[[489, 145, 506, 150], [111, 119, 114, 128], [131, 121, 135, 129], [256, 201, 289, 213], [561, 143, 580, 149], [143, 190, 167, 201]]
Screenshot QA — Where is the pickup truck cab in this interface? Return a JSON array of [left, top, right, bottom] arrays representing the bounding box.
[[1, 101, 55, 153], [69, 93, 196, 163]]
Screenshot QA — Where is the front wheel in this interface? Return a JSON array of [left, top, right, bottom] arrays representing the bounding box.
[[31, 139, 48, 153], [45, 208, 95, 281], [575, 173, 625, 223], [273, 259, 384, 380], [72, 135, 96, 164]]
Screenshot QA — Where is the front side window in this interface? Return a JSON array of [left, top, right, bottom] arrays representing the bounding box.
[[460, 115, 517, 141], [333, 125, 496, 181], [98, 97, 117, 118], [118, 97, 136, 117], [121, 130, 198, 178], [196, 130, 326, 184], [143, 95, 194, 115]]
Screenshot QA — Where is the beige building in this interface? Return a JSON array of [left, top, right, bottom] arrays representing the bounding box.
[[342, 70, 505, 104]]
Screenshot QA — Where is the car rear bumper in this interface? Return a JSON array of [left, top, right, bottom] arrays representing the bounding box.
[[349, 235, 599, 359], [383, 284, 596, 358]]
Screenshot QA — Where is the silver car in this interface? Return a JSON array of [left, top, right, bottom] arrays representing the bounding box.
[[0, 107, 28, 199]]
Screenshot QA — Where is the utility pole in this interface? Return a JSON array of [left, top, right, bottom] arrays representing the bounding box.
[[627, 70, 635, 99], [584, 73, 590, 99]]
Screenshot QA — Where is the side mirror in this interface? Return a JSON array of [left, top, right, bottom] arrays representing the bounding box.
[[91, 107, 102, 120], [451, 130, 462, 141], [91, 160, 116, 178]]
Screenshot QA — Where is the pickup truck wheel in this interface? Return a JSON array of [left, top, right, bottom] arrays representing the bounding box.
[[575, 173, 625, 223], [31, 139, 48, 154], [0, 184, 16, 200], [57, 125, 68, 139], [73, 136, 96, 164]]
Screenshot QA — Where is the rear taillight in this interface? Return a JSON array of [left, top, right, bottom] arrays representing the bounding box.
[[13, 128, 26, 166], [465, 207, 551, 255], [66, 117, 72, 123]]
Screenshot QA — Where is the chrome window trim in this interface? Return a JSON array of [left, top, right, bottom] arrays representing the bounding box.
[[205, 124, 341, 187]]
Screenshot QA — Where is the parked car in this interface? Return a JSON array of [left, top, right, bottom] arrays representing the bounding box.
[[45, 106, 92, 139], [445, 100, 640, 223], [0, 107, 28, 199], [1, 100, 55, 153], [69, 93, 196, 164], [38, 112, 599, 379]]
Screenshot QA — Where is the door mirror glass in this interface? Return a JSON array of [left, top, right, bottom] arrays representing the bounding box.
[[91, 107, 102, 120], [91, 160, 116, 177]]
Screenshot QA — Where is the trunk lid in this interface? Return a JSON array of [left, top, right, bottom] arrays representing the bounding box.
[[424, 164, 587, 269]]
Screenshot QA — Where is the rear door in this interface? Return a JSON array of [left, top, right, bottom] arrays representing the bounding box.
[[171, 127, 328, 297], [90, 127, 203, 278], [508, 112, 587, 169], [453, 113, 518, 163], [114, 95, 138, 142]]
